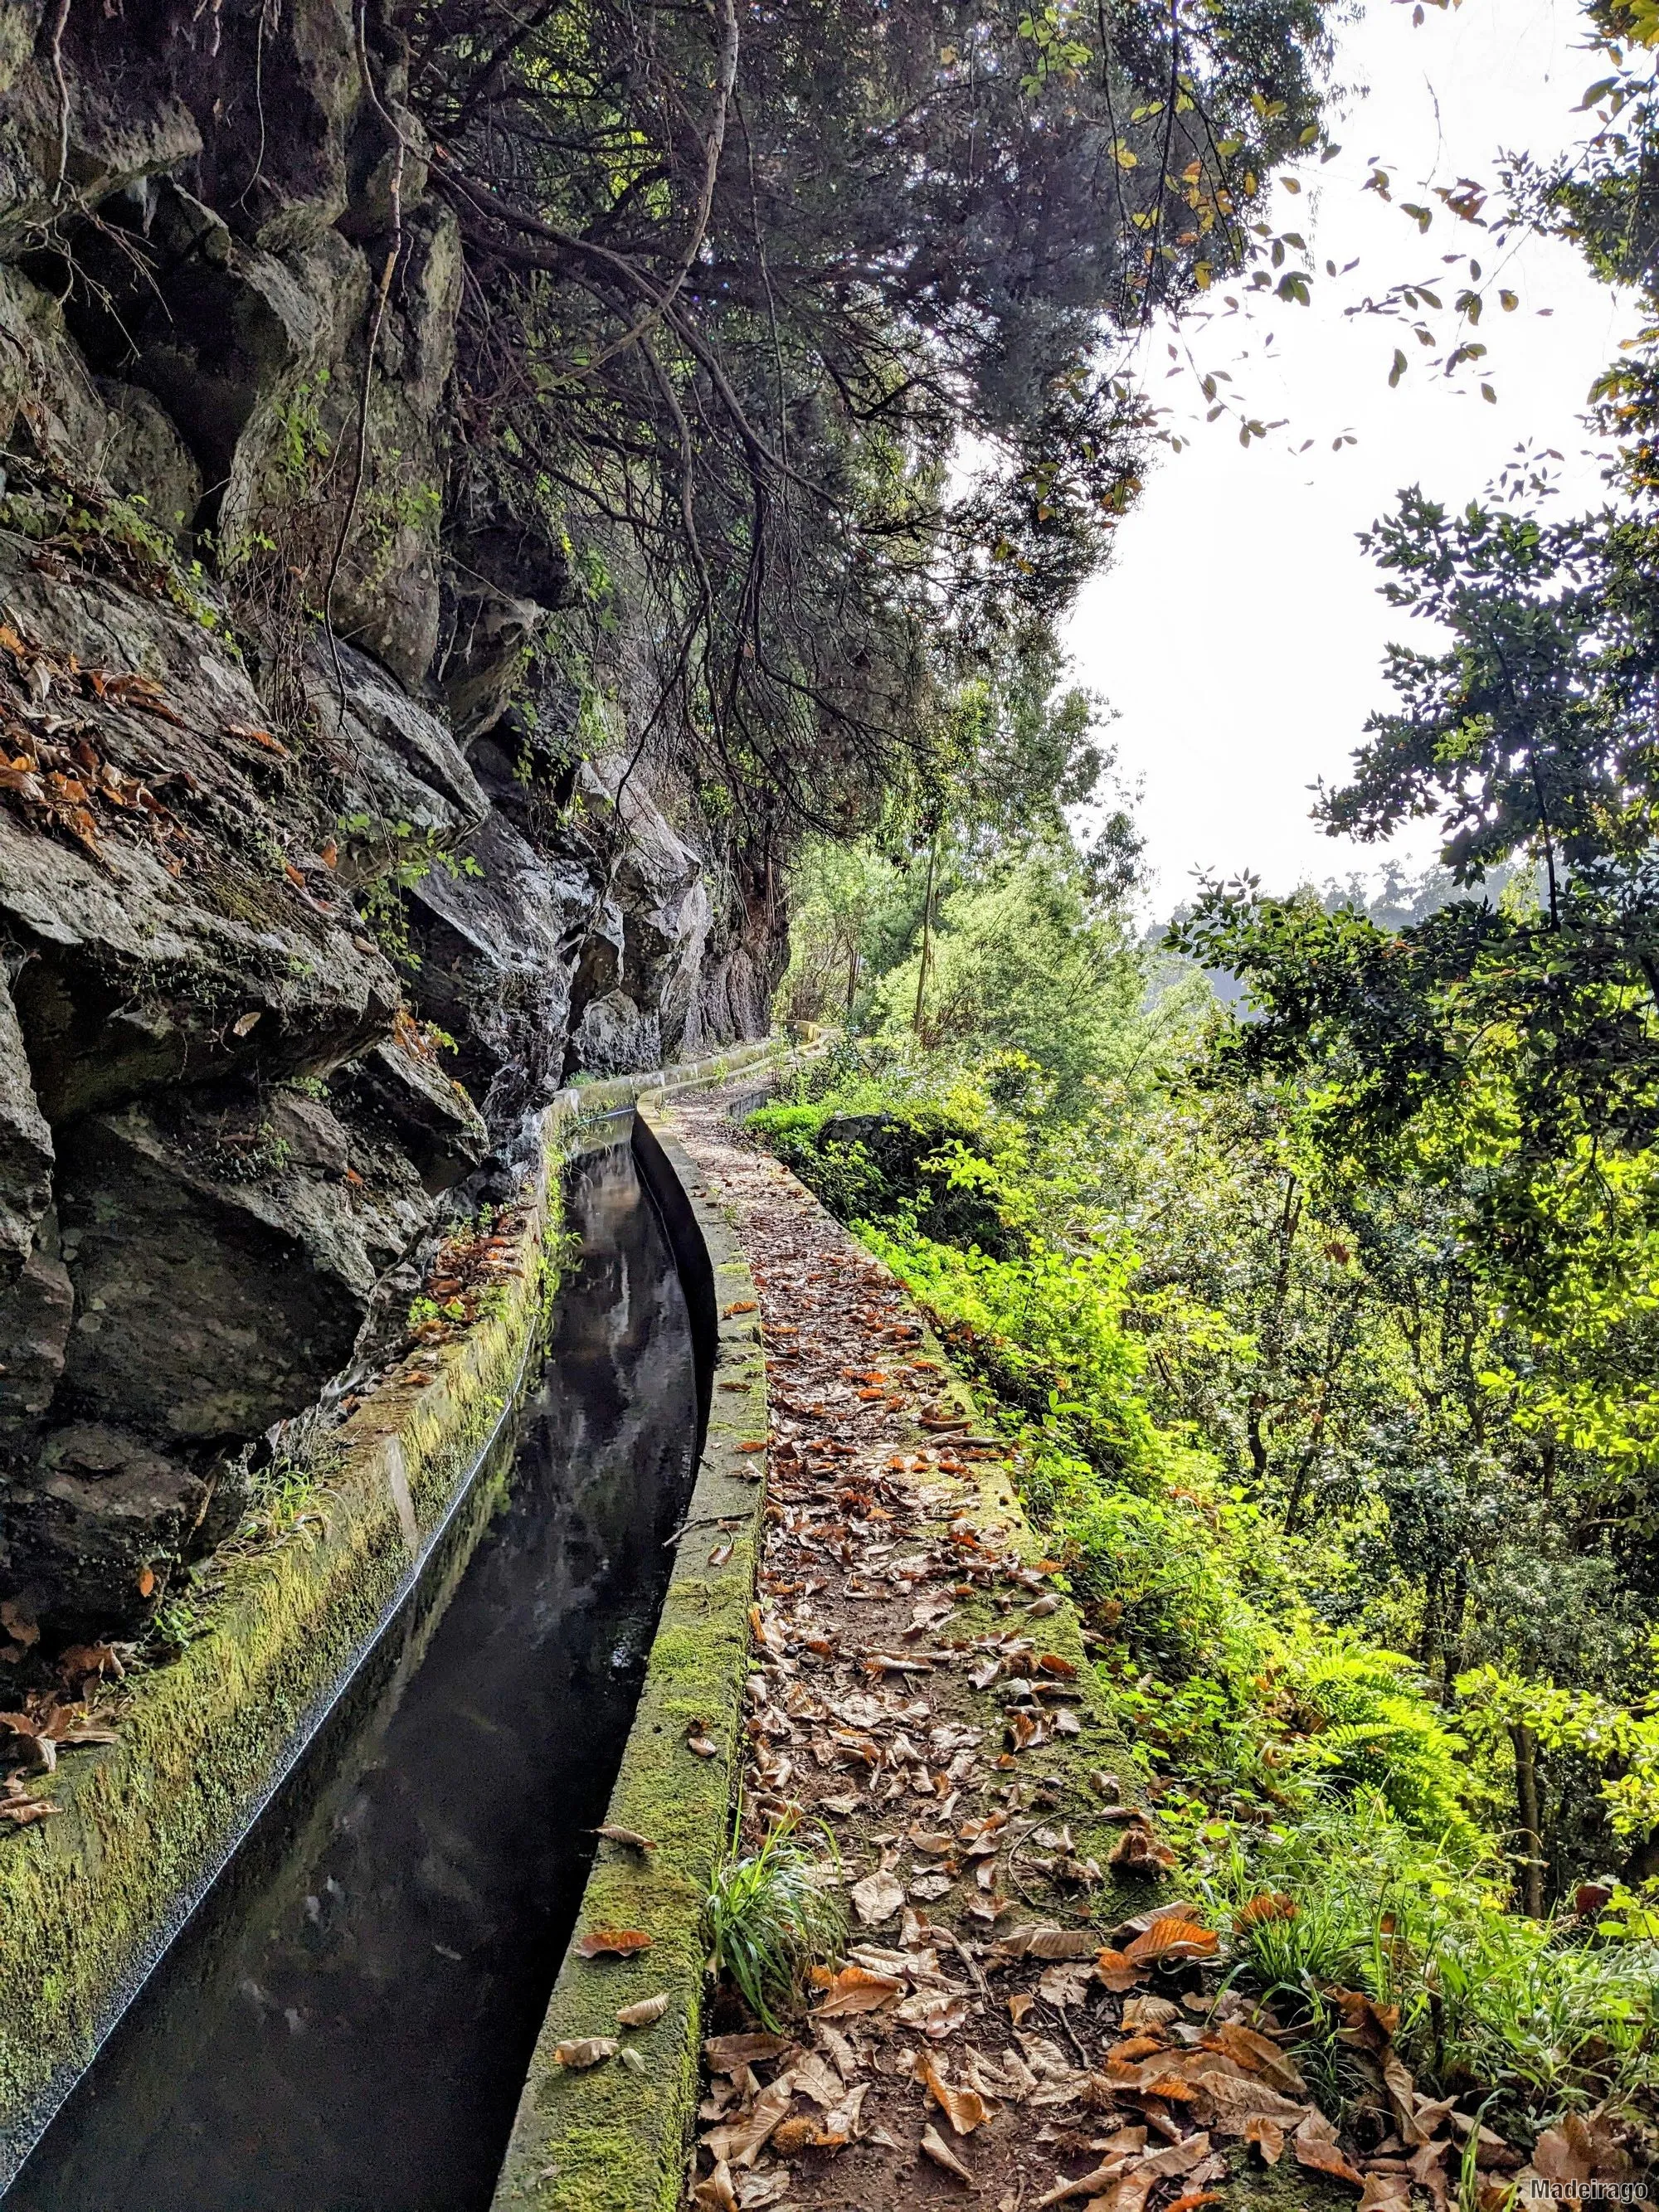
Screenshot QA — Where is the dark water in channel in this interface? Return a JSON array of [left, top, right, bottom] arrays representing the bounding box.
[[8, 1132, 698, 2212]]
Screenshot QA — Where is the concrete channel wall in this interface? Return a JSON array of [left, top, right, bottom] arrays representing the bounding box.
[[492, 1107, 771, 2212], [0, 1037, 791, 2190]]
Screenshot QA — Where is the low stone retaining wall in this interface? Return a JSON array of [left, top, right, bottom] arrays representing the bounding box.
[[0, 1036, 791, 2189]]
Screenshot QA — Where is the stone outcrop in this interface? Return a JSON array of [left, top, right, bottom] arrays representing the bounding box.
[[0, 0, 780, 1637]]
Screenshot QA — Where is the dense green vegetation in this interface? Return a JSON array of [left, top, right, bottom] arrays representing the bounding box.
[[755, 816, 1659, 2135]]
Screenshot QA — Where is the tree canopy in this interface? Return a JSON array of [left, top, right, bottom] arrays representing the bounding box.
[[405, 0, 1336, 846]]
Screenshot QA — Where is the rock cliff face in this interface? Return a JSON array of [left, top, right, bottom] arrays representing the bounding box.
[[0, 0, 779, 1640]]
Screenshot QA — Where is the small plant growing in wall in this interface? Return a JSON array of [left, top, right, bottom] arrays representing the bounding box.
[[338, 814, 484, 969]]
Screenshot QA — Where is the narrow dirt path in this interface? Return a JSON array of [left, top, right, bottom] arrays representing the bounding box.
[[668, 1090, 1338, 2212]]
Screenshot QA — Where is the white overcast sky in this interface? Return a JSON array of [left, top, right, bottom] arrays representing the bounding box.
[[1068, 0, 1633, 909]]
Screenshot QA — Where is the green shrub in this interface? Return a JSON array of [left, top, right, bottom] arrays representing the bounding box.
[[749, 1091, 1026, 1257], [856, 1222, 1165, 1468], [1282, 1643, 1481, 1859]]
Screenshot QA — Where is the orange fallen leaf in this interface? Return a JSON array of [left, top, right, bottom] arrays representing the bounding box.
[[722, 1300, 758, 1316], [574, 1928, 651, 1958], [1123, 1917, 1218, 1967], [1237, 1891, 1297, 1927], [922, 2057, 990, 2136], [1095, 1947, 1143, 1991], [1108, 2035, 1168, 2065], [222, 720, 289, 754]]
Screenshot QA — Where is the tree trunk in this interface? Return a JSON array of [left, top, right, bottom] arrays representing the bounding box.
[[1510, 1721, 1546, 1916], [1443, 1555, 1469, 1697], [912, 830, 938, 1037], [1246, 1392, 1269, 1484]]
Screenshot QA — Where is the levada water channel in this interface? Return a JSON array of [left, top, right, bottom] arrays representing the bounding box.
[[7, 1113, 703, 2212]]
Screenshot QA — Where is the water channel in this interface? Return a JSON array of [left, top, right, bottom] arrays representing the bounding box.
[[7, 1120, 700, 2212]]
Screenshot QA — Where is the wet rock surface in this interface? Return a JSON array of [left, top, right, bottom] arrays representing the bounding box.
[[0, 0, 780, 1636]]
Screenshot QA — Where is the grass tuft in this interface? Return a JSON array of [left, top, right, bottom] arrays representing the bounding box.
[[706, 1816, 846, 2031]]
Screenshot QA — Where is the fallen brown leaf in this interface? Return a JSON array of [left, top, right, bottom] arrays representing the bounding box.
[[922, 2057, 990, 2136], [1107, 1823, 1178, 1874], [1331, 1987, 1399, 2052], [594, 1824, 657, 1851], [1192, 2070, 1306, 2133], [896, 1990, 969, 2039], [0, 1794, 58, 1826], [1002, 1923, 1099, 1960], [0, 1601, 37, 1650], [1405, 2141, 1449, 2212], [1139, 2132, 1214, 2180], [552, 2036, 617, 2068], [574, 1927, 652, 1958], [693, 2158, 739, 2212], [1357, 2176, 1413, 2211], [1211, 2021, 1306, 2094], [1295, 2109, 1365, 2189], [849, 1869, 905, 1926], [1244, 2114, 1285, 2166], [812, 1965, 902, 2017], [617, 1992, 671, 2028], [920, 2124, 975, 2185], [0, 1714, 55, 1772], [703, 2078, 795, 2167], [703, 2034, 791, 2072]]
